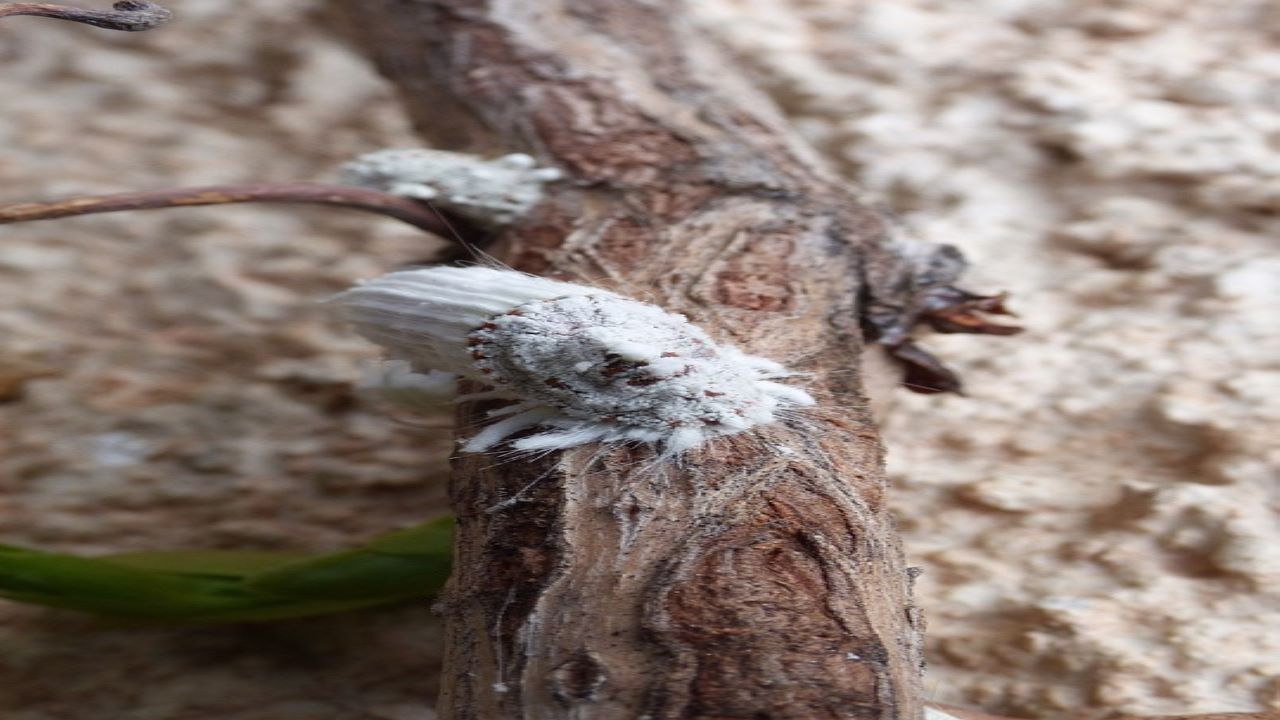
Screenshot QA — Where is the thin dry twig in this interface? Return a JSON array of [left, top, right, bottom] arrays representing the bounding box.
[[0, 1, 171, 31], [0, 183, 462, 239]]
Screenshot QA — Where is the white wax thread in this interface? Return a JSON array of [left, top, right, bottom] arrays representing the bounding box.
[[337, 266, 814, 454]]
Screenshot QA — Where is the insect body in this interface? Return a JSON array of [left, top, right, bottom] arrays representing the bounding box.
[[338, 266, 814, 454]]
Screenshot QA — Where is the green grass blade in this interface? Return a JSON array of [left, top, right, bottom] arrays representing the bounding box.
[[246, 516, 454, 601], [103, 549, 312, 576], [0, 516, 455, 623], [0, 545, 265, 619]]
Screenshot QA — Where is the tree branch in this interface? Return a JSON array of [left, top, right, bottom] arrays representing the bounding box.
[[338, 2, 934, 718], [0, 183, 466, 240], [0, 1, 171, 31]]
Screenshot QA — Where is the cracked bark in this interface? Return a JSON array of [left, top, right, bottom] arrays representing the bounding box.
[[337, 2, 927, 718]]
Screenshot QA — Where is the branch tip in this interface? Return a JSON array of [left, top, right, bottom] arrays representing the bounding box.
[[0, 182, 468, 240], [0, 1, 171, 31]]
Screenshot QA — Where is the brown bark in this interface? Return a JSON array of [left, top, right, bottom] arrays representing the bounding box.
[[337, 2, 927, 719]]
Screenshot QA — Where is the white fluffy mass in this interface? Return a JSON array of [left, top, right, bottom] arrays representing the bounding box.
[[337, 267, 814, 453], [339, 150, 562, 226]]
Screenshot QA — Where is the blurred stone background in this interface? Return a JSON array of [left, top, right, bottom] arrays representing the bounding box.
[[1, 1, 1276, 717]]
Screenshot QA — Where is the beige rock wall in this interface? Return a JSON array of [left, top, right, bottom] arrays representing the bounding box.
[[1, 2, 450, 717], [696, 0, 1280, 716]]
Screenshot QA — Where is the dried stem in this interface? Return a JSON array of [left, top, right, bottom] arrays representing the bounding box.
[[0, 183, 465, 240], [0, 1, 171, 31]]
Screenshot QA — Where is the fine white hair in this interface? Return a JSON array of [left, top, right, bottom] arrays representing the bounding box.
[[336, 267, 814, 454]]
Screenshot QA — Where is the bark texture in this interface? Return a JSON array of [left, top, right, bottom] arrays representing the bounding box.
[[338, 2, 926, 718]]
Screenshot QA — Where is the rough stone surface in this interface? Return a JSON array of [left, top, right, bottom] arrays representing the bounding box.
[[0, 0, 1276, 718], [0, 2, 449, 717], [694, 0, 1280, 716]]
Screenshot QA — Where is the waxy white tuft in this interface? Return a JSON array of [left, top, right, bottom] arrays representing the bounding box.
[[337, 267, 814, 454], [358, 360, 459, 414], [339, 150, 562, 226]]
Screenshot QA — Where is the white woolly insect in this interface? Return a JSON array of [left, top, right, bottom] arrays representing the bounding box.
[[339, 149, 562, 226], [336, 267, 814, 454]]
